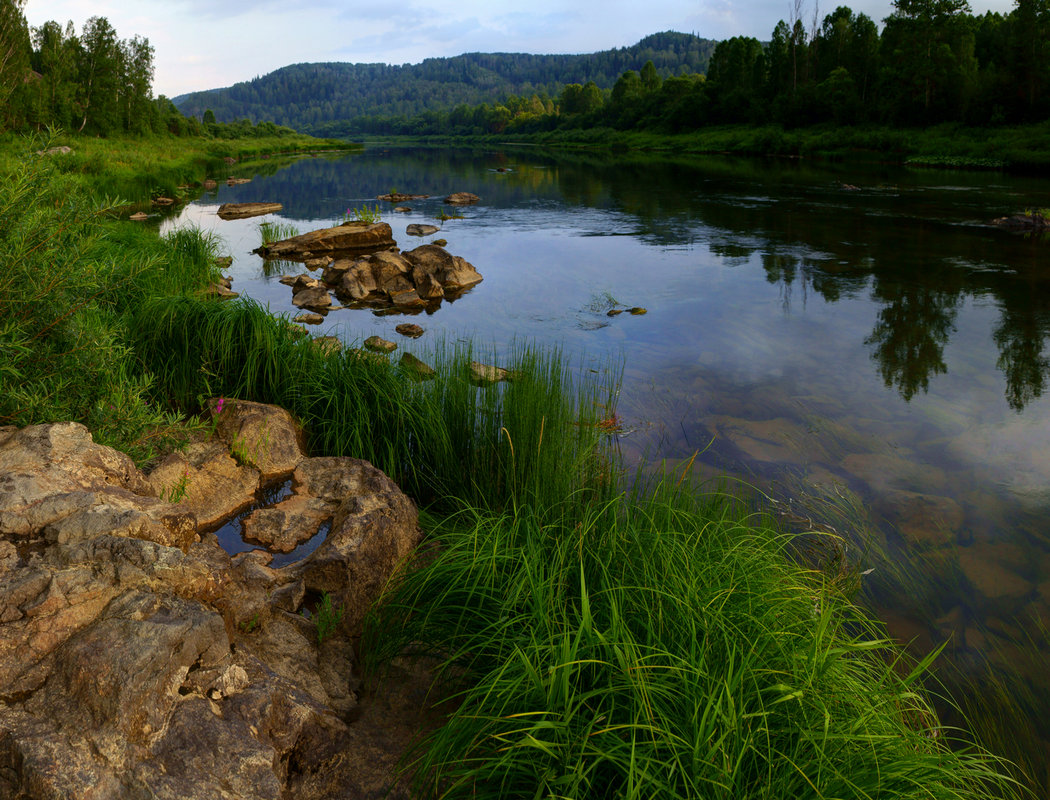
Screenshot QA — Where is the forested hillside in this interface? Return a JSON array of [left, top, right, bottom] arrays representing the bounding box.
[[309, 0, 1050, 139], [171, 32, 715, 132]]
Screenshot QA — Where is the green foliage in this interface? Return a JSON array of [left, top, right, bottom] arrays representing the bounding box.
[[364, 483, 1021, 799], [0, 136, 218, 464], [258, 220, 299, 245], [314, 592, 344, 644], [172, 32, 716, 134], [344, 204, 382, 224]]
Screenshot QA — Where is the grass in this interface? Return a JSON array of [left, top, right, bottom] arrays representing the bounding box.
[[259, 220, 300, 246], [362, 477, 1023, 799], [345, 204, 383, 224], [0, 131, 1029, 798], [130, 295, 617, 513]]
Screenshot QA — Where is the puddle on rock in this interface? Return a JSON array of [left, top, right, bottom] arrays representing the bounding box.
[[208, 478, 330, 567]]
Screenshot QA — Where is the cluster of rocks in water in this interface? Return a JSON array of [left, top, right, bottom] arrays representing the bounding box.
[[0, 400, 448, 799], [257, 221, 483, 315]]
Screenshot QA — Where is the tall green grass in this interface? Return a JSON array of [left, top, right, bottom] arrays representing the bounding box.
[[258, 220, 300, 246], [0, 138, 223, 463], [129, 296, 617, 513], [362, 479, 1023, 799]]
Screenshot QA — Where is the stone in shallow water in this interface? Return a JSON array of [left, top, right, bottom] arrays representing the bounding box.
[[294, 312, 325, 325], [364, 336, 396, 353], [400, 353, 435, 379], [395, 323, 424, 339]]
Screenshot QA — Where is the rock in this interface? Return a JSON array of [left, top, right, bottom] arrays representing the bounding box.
[[470, 361, 512, 385], [227, 177, 251, 186], [216, 202, 283, 220], [391, 289, 426, 308], [406, 224, 439, 237], [36, 146, 73, 156], [394, 323, 424, 339], [878, 490, 964, 549], [364, 336, 397, 353], [242, 495, 332, 553], [393, 206, 412, 213], [129, 212, 148, 221], [432, 238, 447, 247], [313, 336, 343, 355], [205, 282, 239, 300], [305, 256, 331, 271], [213, 256, 233, 270], [291, 286, 332, 310], [403, 244, 483, 292], [294, 312, 325, 325], [0, 409, 429, 799], [377, 193, 429, 203], [957, 542, 1034, 603], [152, 197, 175, 207], [256, 222, 396, 261], [628, 307, 647, 315], [992, 213, 1048, 231], [202, 179, 218, 190], [607, 309, 623, 317], [399, 353, 435, 380], [209, 398, 306, 481], [223, 156, 237, 165], [147, 442, 261, 530], [321, 258, 354, 284], [444, 192, 479, 205]]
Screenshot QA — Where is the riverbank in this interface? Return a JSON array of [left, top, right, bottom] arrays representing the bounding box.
[[0, 134, 1026, 798], [359, 121, 1050, 172]]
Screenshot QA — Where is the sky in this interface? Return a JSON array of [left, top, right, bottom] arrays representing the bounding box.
[[25, 0, 1017, 99]]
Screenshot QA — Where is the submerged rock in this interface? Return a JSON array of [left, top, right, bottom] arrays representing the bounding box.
[[444, 192, 479, 205], [364, 336, 397, 353], [406, 224, 440, 237], [400, 353, 435, 379]]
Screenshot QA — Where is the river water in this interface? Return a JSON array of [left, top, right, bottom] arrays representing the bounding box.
[[164, 145, 1050, 784]]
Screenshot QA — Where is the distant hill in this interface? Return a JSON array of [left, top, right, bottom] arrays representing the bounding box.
[[172, 32, 716, 134]]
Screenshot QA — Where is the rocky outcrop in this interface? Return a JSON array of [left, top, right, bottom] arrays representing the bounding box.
[[254, 221, 396, 261], [217, 202, 284, 220], [0, 401, 427, 800], [329, 244, 482, 311]]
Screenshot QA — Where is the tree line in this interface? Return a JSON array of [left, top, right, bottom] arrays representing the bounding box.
[[311, 0, 1050, 137], [171, 32, 717, 133], [0, 0, 298, 138]]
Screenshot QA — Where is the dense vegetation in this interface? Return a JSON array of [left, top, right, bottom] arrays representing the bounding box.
[[170, 32, 715, 134], [196, 0, 1050, 140], [0, 133, 1026, 798], [0, 1, 309, 139]]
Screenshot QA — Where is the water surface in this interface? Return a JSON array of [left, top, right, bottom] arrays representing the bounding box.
[[165, 146, 1050, 778]]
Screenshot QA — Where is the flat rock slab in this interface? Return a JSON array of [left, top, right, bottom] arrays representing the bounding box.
[[406, 224, 439, 236], [217, 202, 283, 220], [255, 222, 396, 260]]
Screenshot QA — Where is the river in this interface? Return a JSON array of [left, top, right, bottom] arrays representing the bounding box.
[[163, 144, 1050, 786]]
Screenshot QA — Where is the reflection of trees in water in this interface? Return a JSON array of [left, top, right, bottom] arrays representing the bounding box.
[[221, 146, 1050, 410], [864, 284, 959, 401], [995, 308, 1050, 412]]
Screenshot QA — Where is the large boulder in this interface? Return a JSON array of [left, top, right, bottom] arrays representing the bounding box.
[[329, 244, 482, 310], [255, 221, 396, 260], [0, 406, 426, 799]]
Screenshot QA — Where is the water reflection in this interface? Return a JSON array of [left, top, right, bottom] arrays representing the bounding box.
[[168, 146, 1050, 789]]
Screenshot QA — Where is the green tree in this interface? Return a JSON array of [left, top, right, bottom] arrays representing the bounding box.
[[883, 0, 978, 120], [640, 59, 662, 92], [75, 16, 122, 134], [0, 0, 31, 126]]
